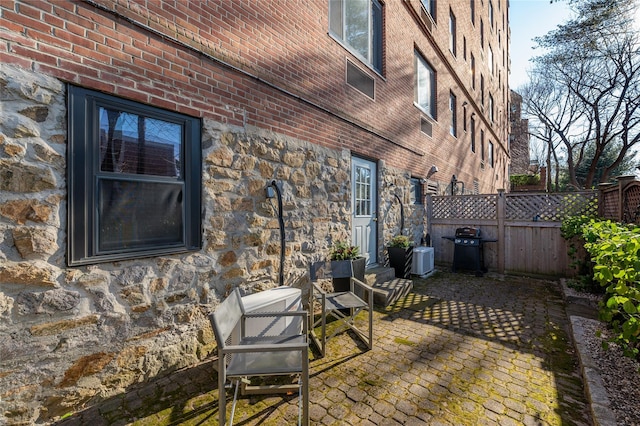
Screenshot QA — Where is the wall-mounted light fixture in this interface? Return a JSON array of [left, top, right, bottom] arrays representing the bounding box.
[[426, 165, 438, 179]]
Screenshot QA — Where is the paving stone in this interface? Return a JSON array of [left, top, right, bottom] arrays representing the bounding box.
[[54, 272, 594, 425]]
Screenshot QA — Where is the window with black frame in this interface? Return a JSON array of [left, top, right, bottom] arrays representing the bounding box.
[[410, 178, 424, 205], [67, 86, 201, 266]]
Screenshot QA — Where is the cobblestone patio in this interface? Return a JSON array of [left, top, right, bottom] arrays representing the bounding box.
[[57, 271, 591, 425]]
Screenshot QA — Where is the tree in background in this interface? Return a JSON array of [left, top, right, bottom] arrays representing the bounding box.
[[522, 0, 640, 190]]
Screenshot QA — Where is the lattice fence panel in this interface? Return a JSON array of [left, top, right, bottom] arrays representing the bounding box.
[[505, 192, 597, 221], [432, 194, 497, 220], [600, 189, 619, 221], [623, 183, 640, 224]]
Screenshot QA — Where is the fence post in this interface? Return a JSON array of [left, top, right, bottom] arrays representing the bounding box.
[[618, 175, 637, 223], [497, 189, 505, 274]]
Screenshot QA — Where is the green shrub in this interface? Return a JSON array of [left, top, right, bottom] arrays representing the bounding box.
[[388, 235, 411, 248], [561, 215, 601, 293], [582, 219, 640, 359], [510, 174, 540, 186]]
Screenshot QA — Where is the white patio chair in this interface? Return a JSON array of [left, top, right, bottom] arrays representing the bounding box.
[[210, 288, 309, 425], [308, 261, 374, 357]]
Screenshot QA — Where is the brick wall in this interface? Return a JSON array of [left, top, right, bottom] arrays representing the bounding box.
[[509, 90, 530, 175], [2, 0, 509, 191]]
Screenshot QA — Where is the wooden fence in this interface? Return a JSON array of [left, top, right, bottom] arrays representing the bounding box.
[[426, 190, 597, 277], [599, 175, 640, 224]]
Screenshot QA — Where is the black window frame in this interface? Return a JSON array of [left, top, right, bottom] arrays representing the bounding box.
[[67, 85, 202, 266], [410, 177, 424, 205], [449, 91, 457, 137]]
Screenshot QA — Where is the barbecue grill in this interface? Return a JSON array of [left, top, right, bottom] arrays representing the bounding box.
[[442, 227, 497, 276]]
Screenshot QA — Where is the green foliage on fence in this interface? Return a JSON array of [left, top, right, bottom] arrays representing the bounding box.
[[560, 214, 601, 293], [574, 218, 640, 359], [509, 174, 541, 186]]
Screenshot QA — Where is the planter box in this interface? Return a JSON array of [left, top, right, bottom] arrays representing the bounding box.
[[331, 257, 366, 292], [387, 246, 413, 279]]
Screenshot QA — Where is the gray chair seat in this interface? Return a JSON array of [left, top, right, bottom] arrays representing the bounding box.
[[226, 335, 307, 377]]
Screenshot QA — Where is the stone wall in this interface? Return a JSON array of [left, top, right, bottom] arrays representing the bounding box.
[[0, 64, 421, 424]]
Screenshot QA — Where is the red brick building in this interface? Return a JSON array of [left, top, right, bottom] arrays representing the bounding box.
[[0, 1, 510, 422]]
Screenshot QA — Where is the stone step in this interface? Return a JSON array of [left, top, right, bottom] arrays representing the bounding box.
[[371, 278, 414, 307], [364, 266, 396, 286]]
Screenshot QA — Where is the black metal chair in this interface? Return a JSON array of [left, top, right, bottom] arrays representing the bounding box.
[[308, 261, 374, 357], [210, 288, 309, 425]]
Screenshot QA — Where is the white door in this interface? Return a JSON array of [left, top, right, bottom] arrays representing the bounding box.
[[352, 157, 377, 265]]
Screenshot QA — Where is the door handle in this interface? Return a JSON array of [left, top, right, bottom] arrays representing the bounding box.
[[372, 217, 378, 222]]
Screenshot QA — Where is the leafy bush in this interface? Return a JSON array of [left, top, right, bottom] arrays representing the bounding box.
[[388, 235, 411, 248], [510, 174, 541, 186], [561, 215, 601, 293], [581, 219, 640, 359]]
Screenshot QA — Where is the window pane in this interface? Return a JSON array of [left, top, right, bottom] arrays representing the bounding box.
[[450, 92, 457, 136], [99, 107, 182, 177], [354, 165, 371, 216], [416, 54, 435, 116], [329, 0, 344, 38], [98, 180, 184, 251], [345, 0, 369, 60], [449, 11, 456, 55]]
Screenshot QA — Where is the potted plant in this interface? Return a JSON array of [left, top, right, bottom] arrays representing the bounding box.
[[387, 235, 413, 279], [329, 241, 366, 292]]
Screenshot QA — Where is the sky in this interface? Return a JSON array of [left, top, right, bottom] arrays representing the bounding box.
[[508, 0, 573, 90]]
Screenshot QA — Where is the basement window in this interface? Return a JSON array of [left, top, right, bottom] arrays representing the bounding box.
[[67, 86, 202, 266]]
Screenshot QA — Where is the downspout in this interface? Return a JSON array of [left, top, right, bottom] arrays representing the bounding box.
[[269, 180, 285, 287], [393, 193, 405, 235]]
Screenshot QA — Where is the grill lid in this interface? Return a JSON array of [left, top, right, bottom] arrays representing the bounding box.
[[455, 227, 480, 238]]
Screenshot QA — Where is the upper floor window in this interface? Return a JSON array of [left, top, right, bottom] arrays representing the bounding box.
[[489, 93, 495, 122], [415, 51, 436, 119], [463, 37, 467, 61], [488, 141, 494, 167], [421, 0, 436, 20], [488, 45, 494, 75], [329, 0, 383, 73], [449, 91, 457, 137], [489, 0, 494, 28], [67, 86, 202, 265], [471, 53, 476, 89], [470, 116, 476, 152], [470, 0, 475, 25], [480, 129, 485, 161], [480, 18, 484, 49], [480, 74, 485, 105], [449, 9, 457, 56]]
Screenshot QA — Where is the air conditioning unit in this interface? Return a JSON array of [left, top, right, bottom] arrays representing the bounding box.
[[412, 247, 434, 275]]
